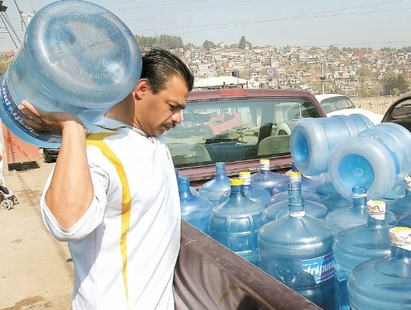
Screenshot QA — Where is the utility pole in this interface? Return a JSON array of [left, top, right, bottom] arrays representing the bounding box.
[[20, 10, 36, 31], [320, 62, 326, 94]]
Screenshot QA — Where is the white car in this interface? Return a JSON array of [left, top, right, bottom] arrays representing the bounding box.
[[315, 94, 383, 125]]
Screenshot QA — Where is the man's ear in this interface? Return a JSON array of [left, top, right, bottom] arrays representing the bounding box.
[[134, 78, 150, 100]]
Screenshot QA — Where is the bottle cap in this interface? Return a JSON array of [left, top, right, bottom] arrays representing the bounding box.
[[239, 171, 251, 177], [389, 227, 411, 251], [230, 178, 243, 186]]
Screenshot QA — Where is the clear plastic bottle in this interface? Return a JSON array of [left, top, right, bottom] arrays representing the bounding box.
[[329, 123, 411, 201], [347, 227, 411, 309], [264, 172, 328, 221], [333, 200, 392, 310], [0, 0, 142, 147], [326, 186, 397, 233], [258, 171, 336, 309], [290, 114, 373, 176], [199, 162, 231, 206], [178, 176, 213, 234], [219, 171, 271, 208], [386, 176, 411, 219], [209, 178, 264, 266], [250, 158, 287, 193]]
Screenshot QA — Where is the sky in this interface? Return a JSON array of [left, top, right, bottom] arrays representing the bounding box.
[[1, 0, 411, 51]]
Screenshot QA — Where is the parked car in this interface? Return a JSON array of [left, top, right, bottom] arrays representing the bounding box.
[[42, 148, 59, 163], [315, 93, 383, 125], [165, 88, 327, 187], [381, 91, 411, 131]]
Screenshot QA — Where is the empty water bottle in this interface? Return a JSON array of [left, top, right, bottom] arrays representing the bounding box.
[[326, 186, 396, 233], [259, 171, 336, 309], [178, 176, 213, 234], [386, 176, 411, 218], [199, 162, 230, 206], [347, 227, 411, 309], [250, 158, 287, 193], [209, 178, 264, 266], [329, 122, 411, 201], [0, 0, 142, 147], [236, 171, 271, 208], [333, 200, 392, 310], [291, 114, 373, 176]]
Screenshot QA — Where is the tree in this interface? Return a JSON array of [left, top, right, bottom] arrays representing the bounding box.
[[239, 36, 247, 49], [382, 73, 409, 96], [202, 40, 215, 51]]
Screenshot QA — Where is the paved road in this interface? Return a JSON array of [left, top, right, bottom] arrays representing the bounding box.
[[0, 160, 73, 309]]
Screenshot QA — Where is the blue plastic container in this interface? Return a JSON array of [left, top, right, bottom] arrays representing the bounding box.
[[209, 178, 264, 266], [250, 159, 287, 193], [199, 162, 231, 206], [232, 171, 271, 208], [175, 168, 199, 197], [259, 171, 336, 309], [0, 0, 142, 147], [316, 180, 338, 199], [178, 176, 213, 234], [291, 114, 373, 176], [326, 186, 397, 233], [322, 193, 351, 212], [347, 227, 411, 309], [329, 122, 411, 201], [333, 200, 392, 310], [386, 176, 411, 219], [268, 190, 322, 205]]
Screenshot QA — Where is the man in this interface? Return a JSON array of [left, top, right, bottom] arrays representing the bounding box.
[[18, 48, 194, 309]]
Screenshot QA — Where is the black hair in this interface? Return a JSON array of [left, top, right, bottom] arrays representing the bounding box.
[[140, 48, 194, 94]]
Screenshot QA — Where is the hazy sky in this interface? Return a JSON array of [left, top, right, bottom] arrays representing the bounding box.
[[1, 0, 411, 51]]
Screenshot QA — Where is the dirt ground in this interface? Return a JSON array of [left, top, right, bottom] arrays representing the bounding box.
[[0, 96, 398, 310]]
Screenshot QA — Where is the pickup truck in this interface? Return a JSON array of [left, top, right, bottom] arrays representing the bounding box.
[[165, 88, 327, 309]]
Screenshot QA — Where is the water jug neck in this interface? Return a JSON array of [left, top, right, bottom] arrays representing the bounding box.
[[259, 159, 270, 172], [215, 162, 228, 179], [178, 176, 194, 199], [352, 185, 367, 210], [366, 200, 386, 226], [288, 171, 305, 216]]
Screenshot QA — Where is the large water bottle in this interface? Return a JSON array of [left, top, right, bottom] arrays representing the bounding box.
[[264, 172, 329, 221], [0, 0, 142, 147], [209, 178, 264, 266], [333, 200, 392, 310], [178, 176, 213, 234], [291, 114, 373, 176], [329, 122, 411, 201], [386, 176, 411, 218], [258, 171, 336, 309], [321, 193, 351, 212], [250, 158, 287, 193], [347, 226, 411, 309], [199, 162, 230, 206], [175, 168, 199, 197], [316, 180, 338, 199], [218, 171, 271, 207], [326, 186, 396, 233]]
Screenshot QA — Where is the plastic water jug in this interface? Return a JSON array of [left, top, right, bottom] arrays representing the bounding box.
[[316, 180, 338, 199], [347, 227, 411, 309], [199, 162, 230, 206], [178, 176, 213, 234], [291, 114, 373, 176], [250, 159, 287, 193], [329, 122, 411, 201], [271, 167, 324, 196], [326, 186, 397, 233], [386, 176, 411, 218], [268, 190, 322, 205], [175, 168, 199, 197], [264, 172, 328, 221], [333, 200, 392, 310], [258, 171, 336, 309], [321, 193, 351, 212], [209, 178, 264, 266], [219, 171, 271, 208], [0, 0, 142, 147]]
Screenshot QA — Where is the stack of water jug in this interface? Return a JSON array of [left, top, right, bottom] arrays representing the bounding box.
[[176, 113, 411, 310]]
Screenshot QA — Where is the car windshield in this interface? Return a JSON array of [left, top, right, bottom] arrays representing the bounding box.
[[320, 96, 356, 113], [164, 96, 322, 168]]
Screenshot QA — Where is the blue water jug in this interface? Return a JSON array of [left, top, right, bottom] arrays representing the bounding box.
[[209, 178, 264, 266], [175, 168, 199, 197], [264, 172, 328, 221], [258, 171, 336, 309], [347, 227, 411, 309], [0, 0, 142, 147], [268, 190, 322, 206], [219, 171, 271, 207], [178, 176, 213, 234], [333, 200, 392, 310], [250, 158, 287, 193], [321, 193, 351, 212], [199, 162, 230, 206], [329, 122, 411, 201], [386, 176, 411, 218], [271, 167, 324, 195], [316, 180, 338, 199], [326, 186, 397, 233], [291, 114, 373, 176]]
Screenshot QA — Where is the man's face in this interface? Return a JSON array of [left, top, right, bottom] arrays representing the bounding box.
[[137, 75, 189, 137]]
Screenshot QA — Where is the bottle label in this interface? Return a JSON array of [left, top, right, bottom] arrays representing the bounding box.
[[389, 227, 411, 251], [300, 252, 334, 284], [0, 71, 60, 144]]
